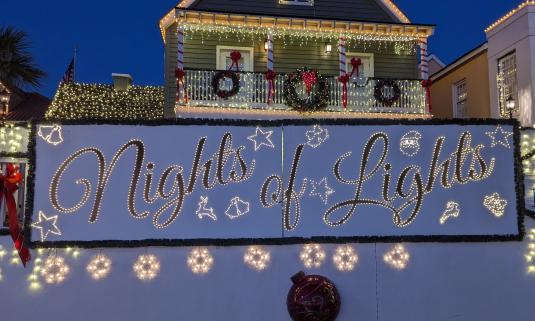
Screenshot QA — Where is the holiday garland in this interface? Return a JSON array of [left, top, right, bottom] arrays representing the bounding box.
[[374, 80, 401, 107], [211, 71, 240, 99], [283, 68, 329, 112]]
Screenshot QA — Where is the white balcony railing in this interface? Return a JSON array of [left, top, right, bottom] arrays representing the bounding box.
[[181, 70, 427, 114]]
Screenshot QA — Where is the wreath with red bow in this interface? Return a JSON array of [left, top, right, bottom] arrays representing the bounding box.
[[212, 71, 240, 99], [373, 79, 401, 107], [283, 67, 329, 112]]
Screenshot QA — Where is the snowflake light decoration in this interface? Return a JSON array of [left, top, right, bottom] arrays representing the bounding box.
[[305, 125, 329, 148], [133, 254, 160, 281], [87, 254, 112, 280], [41, 256, 70, 285], [332, 245, 358, 272], [187, 248, 214, 274], [300, 244, 326, 268], [243, 246, 271, 271], [383, 244, 410, 270]]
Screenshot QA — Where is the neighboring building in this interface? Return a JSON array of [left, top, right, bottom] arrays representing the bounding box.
[[432, 1, 535, 126], [426, 54, 445, 75], [0, 81, 50, 121]]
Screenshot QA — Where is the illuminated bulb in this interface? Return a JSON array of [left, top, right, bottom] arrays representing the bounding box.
[[187, 248, 214, 274], [0, 245, 6, 259], [300, 244, 326, 269], [383, 244, 410, 270], [29, 281, 42, 291], [243, 246, 271, 271], [41, 256, 70, 285], [526, 229, 535, 275], [332, 245, 358, 272], [87, 254, 112, 280], [133, 254, 160, 281]]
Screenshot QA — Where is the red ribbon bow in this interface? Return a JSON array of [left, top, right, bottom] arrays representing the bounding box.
[[421, 79, 433, 113], [175, 68, 188, 104], [349, 58, 362, 77], [338, 74, 350, 109], [229, 51, 242, 71], [302, 71, 317, 94], [0, 164, 30, 266], [265, 70, 276, 105]]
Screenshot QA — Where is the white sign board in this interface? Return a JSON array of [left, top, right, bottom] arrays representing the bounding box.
[[29, 120, 523, 246]]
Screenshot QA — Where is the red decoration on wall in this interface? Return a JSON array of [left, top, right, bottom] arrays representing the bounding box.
[[175, 68, 188, 103], [0, 164, 30, 266], [229, 51, 242, 71], [421, 79, 433, 113], [301, 71, 318, 94], [349, 57, 362, 77], [265, 70, 277, 105], [287, 271, 341, 321]]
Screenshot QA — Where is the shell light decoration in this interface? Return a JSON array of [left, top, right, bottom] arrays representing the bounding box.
[[133, 254, 160, 281], [483, 192, 507, 217], [399, 130, 422, 156], [300, 244, 326, 269], [243, 246, 271, 271], [332, 245, 358, 272], [383, 244, 410, 270], [41, 256, 70, 285], [87, 254, 112, 280], [187, 248, 214, 274]]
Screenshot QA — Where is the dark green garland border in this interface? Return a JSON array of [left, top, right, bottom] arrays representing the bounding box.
[[0, 117, 527, 247]]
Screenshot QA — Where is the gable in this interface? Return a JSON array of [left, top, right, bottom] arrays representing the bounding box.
[[179, 0, 409, 23]]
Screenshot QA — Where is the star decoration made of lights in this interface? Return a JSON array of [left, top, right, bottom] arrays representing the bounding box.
[[247, 127, 275, 151], [309, 177, 335, 204], [31, 211, 62, 242], [486, 125, 513, 148], [305, 125, 329, 148]]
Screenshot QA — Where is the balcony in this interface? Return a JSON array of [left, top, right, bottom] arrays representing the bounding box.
[[176, 70, 429, 119]]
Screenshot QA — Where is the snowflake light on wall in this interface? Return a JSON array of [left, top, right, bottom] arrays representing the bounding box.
[[41, 256, 70, 285], [187, 248, 214, 274], [243, 246, 271, 271], [300, 244, 326, 268], [87, 254, 112, 280], [332, 245, 358, 272], [133, 254, 160, 281], [383, 244, 410, 270]]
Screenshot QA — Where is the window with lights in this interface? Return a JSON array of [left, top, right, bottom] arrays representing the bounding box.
[[453, 79, 468, 118], [497, 51, 518, 117], [279, 0, 314, 6]]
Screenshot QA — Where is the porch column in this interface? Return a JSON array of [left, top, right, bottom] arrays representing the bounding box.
[[266, 32, 275, 104], [267, 33, 274, 72], [176, 25, 186, 103], [418, 37, 429, 79], [338, 37, 347, 76]]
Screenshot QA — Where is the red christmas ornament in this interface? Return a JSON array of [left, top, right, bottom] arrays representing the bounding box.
[[287, 271, 341, 321]]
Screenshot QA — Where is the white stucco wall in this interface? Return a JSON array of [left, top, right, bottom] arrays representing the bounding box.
[[1, 221, 535, 321], [486, 6, 535, 126]]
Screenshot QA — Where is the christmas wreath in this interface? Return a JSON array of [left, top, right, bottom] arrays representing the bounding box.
[[212, 71, 240, 99], [374, 79, 401, 107], [283, 68, 329, 112]]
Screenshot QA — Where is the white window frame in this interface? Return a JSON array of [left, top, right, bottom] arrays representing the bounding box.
[[216, 46, 254, 72], [279, 0, 314, 6], [497, 51, 518, 117], [452, 79, 468, 118], [345, 52, 375, 77]]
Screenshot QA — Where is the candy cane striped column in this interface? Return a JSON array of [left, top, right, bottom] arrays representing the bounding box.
[[419, 37, 429, 80], [339, 37, 347, 76], [176, 25, 185, 103], [267, 33, 274, 72]]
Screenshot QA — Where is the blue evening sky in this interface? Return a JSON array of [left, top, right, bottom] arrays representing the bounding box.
[[0, 1, 521, 97]]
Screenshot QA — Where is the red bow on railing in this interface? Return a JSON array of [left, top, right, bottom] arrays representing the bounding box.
[[302, 71, 317, 94], [175, 68, 188, 104], [1, 164, 30, 267], [349, 58, 362, 78], [229, 51, 242, 71], [265, 70, 276, 105], [338, 74, 350, 109], [421, 79, 433, 113]]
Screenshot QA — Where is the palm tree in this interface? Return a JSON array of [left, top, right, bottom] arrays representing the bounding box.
[[0, 26, 45, 88]]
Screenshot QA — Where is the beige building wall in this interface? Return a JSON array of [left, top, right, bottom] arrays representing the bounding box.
[[431, 50, 490, 118]]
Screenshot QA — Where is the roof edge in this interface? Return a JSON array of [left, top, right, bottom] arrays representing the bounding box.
[[431, 42, 488, 81]]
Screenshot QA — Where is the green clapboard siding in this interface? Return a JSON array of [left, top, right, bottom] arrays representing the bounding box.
[[189, 0, 397, 23]]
